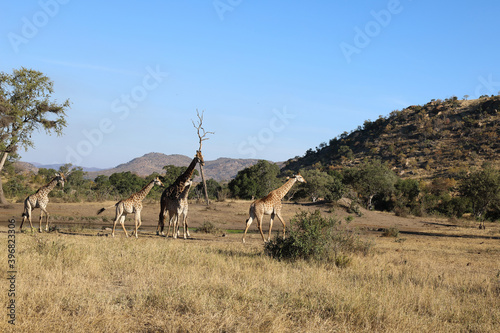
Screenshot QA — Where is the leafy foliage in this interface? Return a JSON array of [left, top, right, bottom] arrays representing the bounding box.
[[161, 165, 199, 188], [298, 169, 345, 202], [343, 159, 398, 210], [0, 67, 70, 204], [459, 164, 500, 220], [195, 178, 222, 200], [0, 67, 70, 153], [264, 210, 371, 266], [228, 160, 281, 199]]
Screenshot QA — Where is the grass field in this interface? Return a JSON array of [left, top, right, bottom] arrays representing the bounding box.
[[1, 200, 499, 332]]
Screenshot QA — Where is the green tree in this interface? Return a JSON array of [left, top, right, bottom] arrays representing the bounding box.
[[4, 174, 31, 200], [459, 165, 500, 225], [195, 178, 221, 201], [299, 169, 344, 202], [161, 165, 199, 188], [62, 166, 92, 201], [0, 67, 70, 204], [92, 175, 114, 201], [36, 167, 59, 184], [228, 160, 280, 199], [145, 172, 164, 200], [395, 178, 420, 207], [343, 159, 398, 210], [109, 172, 144, 197]]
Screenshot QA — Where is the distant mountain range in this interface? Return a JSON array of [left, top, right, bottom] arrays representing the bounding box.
[[28, 162, 104, 172], [18, 153, 269, 182]]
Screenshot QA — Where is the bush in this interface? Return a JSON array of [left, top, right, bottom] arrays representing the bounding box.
[[394, 206, 410, 218], [197, 221, 223, 235], [381, 227, 399, 237], [264, 210, 371, 267]]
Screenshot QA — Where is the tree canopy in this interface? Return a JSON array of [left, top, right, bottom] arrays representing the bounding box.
[[0, 67, 70, 204], [228, 160, 281, 199], [459, 164, 500, 223]]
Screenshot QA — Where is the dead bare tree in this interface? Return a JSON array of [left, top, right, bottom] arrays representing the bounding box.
[[192, 110, 214, 205]]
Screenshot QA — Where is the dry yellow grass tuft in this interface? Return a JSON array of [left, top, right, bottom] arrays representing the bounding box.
[[1, 226, 499, 332]]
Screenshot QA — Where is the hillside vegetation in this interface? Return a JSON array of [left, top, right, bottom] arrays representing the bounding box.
[[285, 95, 500, 179]]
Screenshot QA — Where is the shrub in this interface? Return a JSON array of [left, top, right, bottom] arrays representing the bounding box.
[[394, 206, 410, 217], [197, 221, 223, 235], [264, 210, 372, 267], [382, 227, 399, 237]]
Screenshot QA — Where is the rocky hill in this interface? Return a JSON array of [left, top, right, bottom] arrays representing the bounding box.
[[284, 95, 500, 179], [86, 153, 192, 178]]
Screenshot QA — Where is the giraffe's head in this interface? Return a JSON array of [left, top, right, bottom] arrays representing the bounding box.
[[153, 177, 164, 187], [293, 173, 307, 183], [55, 173, 66, 188], [196, 150, 205, 166]]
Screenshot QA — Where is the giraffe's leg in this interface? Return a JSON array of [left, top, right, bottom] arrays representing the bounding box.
[[268, 213, 275, 242], [20, 215, 25, 230], [256, 214, 266, 242], [182, 214, 187, 239], [176, 210, 182, 238], [20, 204, 31, 231], [242, 215, 254, 243], [45, 209, 50, 232], [134, 211, 142, 239], [157, 211, 165, 236], [38, 209, 45, 233], [119, 215, 129, 238], [183, 210, 190, 239], [166, 212, 173, 238], [111, 214, 120, 238], [28, 209, 34, 230], [276, 213, 287, 239], [182, 212, 187, 239], [172, 214, 179, 239]]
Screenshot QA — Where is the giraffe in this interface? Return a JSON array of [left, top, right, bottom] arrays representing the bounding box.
[[20, 172, 66, 233], [157, 179, 193, 239], [157, 151, 204, 236], [242, 173, 307, 243], [97, 177, 163, 238]]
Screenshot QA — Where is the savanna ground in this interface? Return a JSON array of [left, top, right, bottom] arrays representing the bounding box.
[[1, 199, 499, 332]]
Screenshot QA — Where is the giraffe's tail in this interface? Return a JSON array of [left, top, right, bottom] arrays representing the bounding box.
[[97, 203, 117, 215]]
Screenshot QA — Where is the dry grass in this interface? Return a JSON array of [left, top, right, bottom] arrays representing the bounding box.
[[1, 225, 499, 332]]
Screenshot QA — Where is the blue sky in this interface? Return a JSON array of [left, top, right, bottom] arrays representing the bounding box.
[[2, 0, 500, 169]]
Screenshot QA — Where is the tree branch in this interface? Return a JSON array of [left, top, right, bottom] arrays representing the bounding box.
[[192, 109, 214, 152]]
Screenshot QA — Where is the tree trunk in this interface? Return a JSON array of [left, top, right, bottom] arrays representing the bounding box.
[[0, 152, 9, 205], [199, 164, 210, 206]]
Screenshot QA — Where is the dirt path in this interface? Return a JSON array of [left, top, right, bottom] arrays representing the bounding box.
[[1, 200, 498, 241]]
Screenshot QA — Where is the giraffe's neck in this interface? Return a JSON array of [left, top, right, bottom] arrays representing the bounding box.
[[163, 156, 200, 199], [133, 180, 156, 202], [273, 178, 297, 200], [38, 177, 59, 196], [180, 184, 192, 200], [176, 157, 198, 185]]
